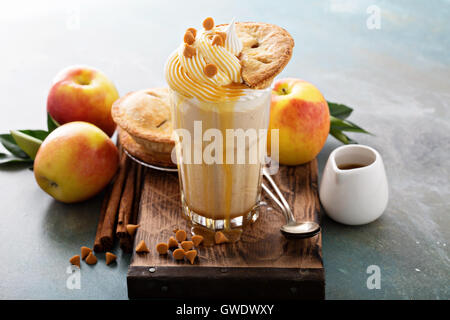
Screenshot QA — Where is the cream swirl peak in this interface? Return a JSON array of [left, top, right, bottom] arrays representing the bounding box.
[[165, 17, 252, 102], [223, 18, 243, 56]]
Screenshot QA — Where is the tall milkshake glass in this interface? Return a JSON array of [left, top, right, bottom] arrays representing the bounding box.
[[170, 88, 270, 231], [165, 17, 275, 232]]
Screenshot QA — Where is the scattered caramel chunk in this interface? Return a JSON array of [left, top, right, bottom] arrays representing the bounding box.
[[203, 17, 214, 30], [181, 240, 194, 251], [105, 252, 117, 265], [204, 63, 218, 78], [187, 27, 197, 38], [81, 246, 92, 260], [136, 240, 150, 253], [173, 248, 186, 260], [192, 235, 204, 247], [168, 236, 179, 248], [212, 34, 224, 46], [85, 252, 97, 265], [126, 224, 140, 236], [185, 250, 197, 264], [69, 255, 80, 267], [184, 31, 195, 45], [183, 44, 196, 58], [217, 31, 227, 42], [215, 231, 229, 244], [172, 228, 179, 233], [175, 229, 187, 242], [156, 242, 169, 255]]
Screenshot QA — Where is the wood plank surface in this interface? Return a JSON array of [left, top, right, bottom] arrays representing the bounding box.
[[127, 160, 324, 300]]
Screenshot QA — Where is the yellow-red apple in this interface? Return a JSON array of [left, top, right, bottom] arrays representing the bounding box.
[[34, 122, 119, 203], [47, 66, 119, 136], [268, 78, 330, 165]]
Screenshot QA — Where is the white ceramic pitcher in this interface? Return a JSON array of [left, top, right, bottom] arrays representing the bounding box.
[[319, 144, 388, 225]]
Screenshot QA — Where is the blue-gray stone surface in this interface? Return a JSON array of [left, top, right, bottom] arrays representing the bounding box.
[[0, 0, 448, 299]]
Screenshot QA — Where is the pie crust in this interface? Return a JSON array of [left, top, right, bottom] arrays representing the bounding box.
[[118, 129, 175, 168], [111, 88, 176, 168], [218, 22, 294, 89]]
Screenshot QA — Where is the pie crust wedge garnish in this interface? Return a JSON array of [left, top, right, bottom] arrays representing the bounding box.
[[218, 22, 294, 89]]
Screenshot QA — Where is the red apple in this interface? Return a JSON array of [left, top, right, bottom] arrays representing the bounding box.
[[268, 78, 330, 165], [34, 122, 119, 203], [47, 66, 119, 136]]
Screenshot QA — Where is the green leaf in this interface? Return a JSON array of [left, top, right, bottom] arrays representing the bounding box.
[[327, 101, 372, 145], [10, 130, 43, 160], [0, 134, 29, 158], [345, 119, 372, 134], [18, 129, 49, 141], [0, 152, 33, 165], [330, 129, 357, 144], [327, 101, 353, 120], [330, 116, 371, 134], [47, 113, 60, 133], [0, 129, 48, 162]]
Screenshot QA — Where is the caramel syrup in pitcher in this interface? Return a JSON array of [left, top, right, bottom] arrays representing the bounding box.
[[338, 163, 367, 170]]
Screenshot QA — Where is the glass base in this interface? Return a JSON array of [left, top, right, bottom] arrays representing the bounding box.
[[180, 193, 261, 231]]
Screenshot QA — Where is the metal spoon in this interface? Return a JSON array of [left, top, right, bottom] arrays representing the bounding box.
[[263, 168, 321, 239]]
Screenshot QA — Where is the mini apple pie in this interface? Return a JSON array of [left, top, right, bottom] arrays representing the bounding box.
[[111, 88, 175, 168]]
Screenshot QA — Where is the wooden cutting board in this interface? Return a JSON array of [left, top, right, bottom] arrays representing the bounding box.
[[127, 160, 324, 300]]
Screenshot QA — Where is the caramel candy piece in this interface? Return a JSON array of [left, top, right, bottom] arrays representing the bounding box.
[[69, 255, 80, 268], [184, 31, 195, 45], [173, 248, 185, 260], [136, 240, 150, 253], [81, 246, 92, 260], [185, 250, 197, 264], [212, 34, 224, 46], [203, 17, 214, 30], [85, 252, 97, 265], [126, 224, 140, 236], [175, 229, 187, 242], [217, 31, 227, 42], [204, 63, 218, 78], [156, 242, 169, 255], [105, 252, 117, 265], [181, 240, 194, 251], [172, 228, 179, 233], [191, 235, 204, 247], [183, 44, 196, 58], [215, 231, 229, 244], [168, 236, 179, 248], [187, 27, 197, 38]]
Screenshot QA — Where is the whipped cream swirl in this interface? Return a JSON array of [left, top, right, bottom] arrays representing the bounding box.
[[165, 19, 250, 102]]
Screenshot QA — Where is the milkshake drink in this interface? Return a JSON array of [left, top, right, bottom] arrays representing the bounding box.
[[165, 17, 293, 231]]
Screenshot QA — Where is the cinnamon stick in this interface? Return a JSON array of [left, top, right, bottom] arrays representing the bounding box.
[[93, 184, 112, 252], [131, 164, 144, 224], [116, 161, 136, 238], [119, 235, 133, 253], [99, 151, 129, 251], [120, 165, 144, 253]]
